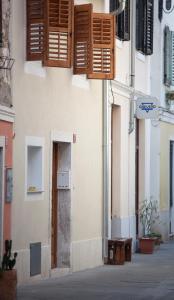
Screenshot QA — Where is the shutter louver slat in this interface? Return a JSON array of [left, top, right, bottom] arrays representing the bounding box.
[[43, 0, 73, 68], [88, 13, 115, 80], [26, 0, 45, 61], [73, 4, 93, 74], [171, 32, 174, 86]]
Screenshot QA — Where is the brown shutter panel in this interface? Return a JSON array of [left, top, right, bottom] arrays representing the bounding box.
[[43, 0, 73, 68], [88, 13, 115, 80], [26, 0, 45, 61], [73, 4, 93, 75]]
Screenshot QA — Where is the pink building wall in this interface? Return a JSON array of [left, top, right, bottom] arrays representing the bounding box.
[[0, 120, 13, 242]]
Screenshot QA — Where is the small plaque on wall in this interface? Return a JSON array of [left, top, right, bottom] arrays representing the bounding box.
[[6, 168, 13, 203]]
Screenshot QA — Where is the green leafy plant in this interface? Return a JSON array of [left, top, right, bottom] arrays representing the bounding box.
[[139, 198, 160, 236]]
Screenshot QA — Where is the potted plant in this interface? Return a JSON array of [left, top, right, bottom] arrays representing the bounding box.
[[0, 240, 18, 300], [139, 198, 161, 254]]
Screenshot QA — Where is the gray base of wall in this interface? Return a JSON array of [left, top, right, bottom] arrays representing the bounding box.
[[16, 238, 103, 284]]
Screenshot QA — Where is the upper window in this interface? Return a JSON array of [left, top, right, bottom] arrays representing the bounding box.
[[110, 0, 130, 41], [136, 0, 154, 56], [164, 26, 174, 87], [166, 0, 172, 10], [0, 0, 2, 47]]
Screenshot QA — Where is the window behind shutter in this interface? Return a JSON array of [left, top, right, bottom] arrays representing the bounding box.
[[144, 0, 154, 55], [136, 0, 144, 53], [0, 0, 2, 47], [43, 0, 73, 68], [171, 32, 174, 86], [88, 13, 115, 80], [124, 0, 130, 41], [73, 4, 93, 75], [26, 0, 45, 61], [164, 26, 172, 86], [158, 0, 163, 22], [110, 0, 130, 41]]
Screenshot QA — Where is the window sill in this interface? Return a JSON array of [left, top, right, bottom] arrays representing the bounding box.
[[27, 190, 44, 194], [136, 51, 146, 62]]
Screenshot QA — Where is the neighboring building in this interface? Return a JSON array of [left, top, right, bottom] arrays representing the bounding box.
[[147, 0, 174, 240], [0, 0, 15, 260], [107, 0, 156, 246], [11, 0, 115, 283]]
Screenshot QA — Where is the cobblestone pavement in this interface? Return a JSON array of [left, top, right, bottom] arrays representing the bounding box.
[[17, 241, 174, 300]]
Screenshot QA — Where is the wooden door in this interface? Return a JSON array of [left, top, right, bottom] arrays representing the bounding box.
[[51, 143, 58, 269]]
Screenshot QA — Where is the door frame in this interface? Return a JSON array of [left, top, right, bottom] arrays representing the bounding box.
[[50, 131, 73, 270], [0, 136, 5, 259]]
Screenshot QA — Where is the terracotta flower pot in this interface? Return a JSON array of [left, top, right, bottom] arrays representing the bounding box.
[[139, 237, 155, 254], [0, 269, 17, 300]]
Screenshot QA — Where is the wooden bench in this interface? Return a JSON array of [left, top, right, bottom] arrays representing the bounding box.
[[108, 238, 132, 265]]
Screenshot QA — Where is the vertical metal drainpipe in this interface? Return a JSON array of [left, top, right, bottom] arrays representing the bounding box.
[[102, 80, 109, 260], [129, 0, 136, 134]]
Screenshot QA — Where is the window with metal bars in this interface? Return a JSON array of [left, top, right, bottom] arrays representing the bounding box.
[[136, 0, 154, 55], [0, 0, 2, 47], [109, 0, 130, 41]]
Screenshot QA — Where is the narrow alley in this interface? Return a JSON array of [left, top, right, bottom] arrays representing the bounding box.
[[18, 241, 174, 300]]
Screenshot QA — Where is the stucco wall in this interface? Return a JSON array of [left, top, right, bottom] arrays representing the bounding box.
[[11, 0, 104, 283]]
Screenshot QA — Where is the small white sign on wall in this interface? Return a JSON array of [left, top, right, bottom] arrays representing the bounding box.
[[136, 97, 160, 119]]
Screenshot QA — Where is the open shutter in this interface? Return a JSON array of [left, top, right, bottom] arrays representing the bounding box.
[[88, 13, 115, 80], [73, 4, 93, 74], [43, 0, 73, 68], [164, 26, 172, 86], [26, 0, 45, 61], [144, 0, 154, 55], [171, 32, 174, 86]]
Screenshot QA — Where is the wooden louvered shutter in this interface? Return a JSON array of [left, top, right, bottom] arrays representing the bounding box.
[[144, 0, 154, 55], [43, 0, 73, 68], [26, 0, 45, 61], [158, 0, 163, 22], [73, 4, 93, 74], [88, 13, 115, 80], [164, 26, 172, 86]]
